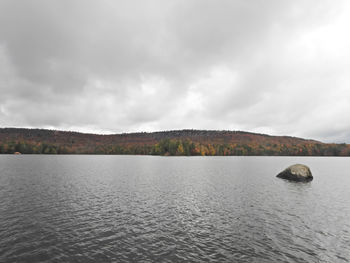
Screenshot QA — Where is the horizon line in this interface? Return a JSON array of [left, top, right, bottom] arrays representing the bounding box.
[[0, 126, 323, 143]]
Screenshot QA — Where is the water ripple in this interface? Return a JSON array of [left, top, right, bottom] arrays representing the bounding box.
[[0, 155, 349, 262]]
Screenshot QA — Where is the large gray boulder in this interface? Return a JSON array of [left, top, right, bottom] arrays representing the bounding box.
[[276, 164, 313, 182]]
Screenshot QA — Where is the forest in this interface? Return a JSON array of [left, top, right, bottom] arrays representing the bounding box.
[[0, 128, 349, 156]]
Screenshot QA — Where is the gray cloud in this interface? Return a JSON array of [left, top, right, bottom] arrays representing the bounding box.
[[0, 0, 349, 142]]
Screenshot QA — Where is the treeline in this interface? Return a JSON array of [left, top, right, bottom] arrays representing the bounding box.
[[152, 139, 350, 156], [1, 139, 350, 156], [0, 141, 70, 154]]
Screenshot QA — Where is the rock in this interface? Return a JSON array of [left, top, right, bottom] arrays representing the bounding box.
[[276, 164, 313, 182]]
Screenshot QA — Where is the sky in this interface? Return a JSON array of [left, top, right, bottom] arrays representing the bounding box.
[[0, 0, 350, 142]]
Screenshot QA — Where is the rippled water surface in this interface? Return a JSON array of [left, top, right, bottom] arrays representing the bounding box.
[[0, 155, 349, 262]]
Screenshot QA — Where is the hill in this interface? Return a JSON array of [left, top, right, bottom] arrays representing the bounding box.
[[0, 128, 349, 156]]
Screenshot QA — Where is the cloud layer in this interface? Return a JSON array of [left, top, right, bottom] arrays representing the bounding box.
[[1, 0, 350, 142]]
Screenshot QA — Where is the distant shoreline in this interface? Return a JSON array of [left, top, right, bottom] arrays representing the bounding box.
[[1, 154, 350, 157], [1, 128, 349, 156]]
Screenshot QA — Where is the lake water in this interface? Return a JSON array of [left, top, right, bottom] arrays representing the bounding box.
[[0, 155, 349, 262]]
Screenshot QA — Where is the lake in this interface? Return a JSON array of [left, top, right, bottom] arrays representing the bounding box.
[[0, 155, 349, 262]]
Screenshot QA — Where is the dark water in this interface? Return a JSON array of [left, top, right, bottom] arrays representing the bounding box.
[[0, 156, 349, 263]]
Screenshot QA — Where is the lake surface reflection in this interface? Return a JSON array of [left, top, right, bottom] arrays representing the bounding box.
[[0, 155, 349, 262]]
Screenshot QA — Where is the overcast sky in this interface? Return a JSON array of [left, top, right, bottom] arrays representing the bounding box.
[[0, 0, 350, 142]]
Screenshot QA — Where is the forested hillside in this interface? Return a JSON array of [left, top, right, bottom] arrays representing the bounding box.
[[0, 128, 349, 156]]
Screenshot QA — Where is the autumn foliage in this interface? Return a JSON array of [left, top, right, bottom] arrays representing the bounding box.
[[1, 128, 350, 156]]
